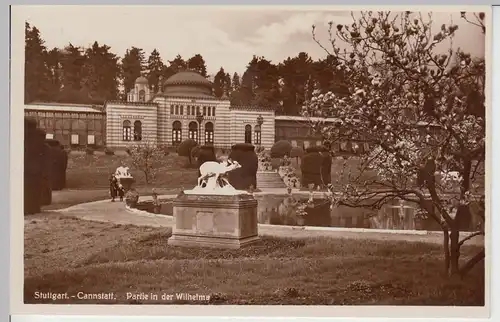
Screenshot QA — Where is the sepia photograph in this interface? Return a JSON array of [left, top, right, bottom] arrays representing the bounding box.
[[11, 4, 490, 316]]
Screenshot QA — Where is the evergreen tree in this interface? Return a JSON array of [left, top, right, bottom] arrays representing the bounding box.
[[57, 44, 90, 104], [45, 47, 63, 100], [187, 54, 208, 77], [232, 72, 240, 92], [213, 67, 226, 98], [24, 22, 51, 103], [235, 56, 281, 108], [224, 72, 231, 95], [163, 54, 187, 79], [81, 41, 120, 103], [146, 49, 165, 93], [121, 46, 146, 96], [278, 52, 313, 115]]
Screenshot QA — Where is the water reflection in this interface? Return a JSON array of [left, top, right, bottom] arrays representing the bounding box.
[[154, 194, 478, 232], [255, 195, 475, 231]]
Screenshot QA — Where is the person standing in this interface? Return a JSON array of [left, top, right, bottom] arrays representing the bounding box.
[[117, 183, 125, 201], [109, 173, 118, 202]]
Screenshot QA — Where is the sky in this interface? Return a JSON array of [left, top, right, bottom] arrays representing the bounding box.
[[17, 6, 486, 76]]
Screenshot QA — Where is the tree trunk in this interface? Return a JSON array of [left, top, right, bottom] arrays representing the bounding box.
[[460, 249, 485, 277], [449, 228, 460, 276], [443, 228, 450, 275]]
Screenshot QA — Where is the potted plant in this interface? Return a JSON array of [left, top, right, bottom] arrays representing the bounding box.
[[125, 188, 140, 208]]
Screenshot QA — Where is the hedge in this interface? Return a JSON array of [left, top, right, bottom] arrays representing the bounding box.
[[24, 118, 43, 214], [228, 143, 258, 190], [196, 145, 217, 176], [45, 139, 68, 190], [320, 150, 332, 185], [40, 141, 53, 206], [290, 146, 304, 159], [24, 119, 55, 213], [177, 139, 198, 163], [270, 140, 292, 158], [301, 145, 332, 187]]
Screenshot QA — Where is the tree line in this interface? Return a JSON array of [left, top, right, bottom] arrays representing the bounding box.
[[25, 22, 348, 115]]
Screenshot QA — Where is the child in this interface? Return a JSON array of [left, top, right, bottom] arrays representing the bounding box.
[[117, 183, 125, 201]]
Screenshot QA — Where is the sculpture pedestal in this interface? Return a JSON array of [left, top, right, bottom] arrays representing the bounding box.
[[168, 192, 259, 249], [118, 177, 135, 192]]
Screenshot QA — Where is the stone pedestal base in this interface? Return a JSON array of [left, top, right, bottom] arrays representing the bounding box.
[[167, 192, 259, 249], [118, 177, 135, 192]]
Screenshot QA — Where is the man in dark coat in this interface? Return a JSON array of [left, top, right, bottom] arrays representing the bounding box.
[[109, 174, 118, 202]]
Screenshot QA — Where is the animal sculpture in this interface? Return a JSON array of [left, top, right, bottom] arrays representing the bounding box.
[[197, 159, 241, 190], [115, 166, 131, 178]]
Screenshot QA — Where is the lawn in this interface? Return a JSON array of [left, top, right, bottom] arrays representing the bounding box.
[[65, 152, 199, 190], [41, 152, 198, 210], [24, 214, 485, 306], [47, 152, 357, 210]]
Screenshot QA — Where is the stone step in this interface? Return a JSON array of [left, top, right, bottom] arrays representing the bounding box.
[[256, 171, 287, 189]]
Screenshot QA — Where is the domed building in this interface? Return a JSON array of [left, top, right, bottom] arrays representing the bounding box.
[[24, 70, 334, 151], [104, 70, 277, 150]]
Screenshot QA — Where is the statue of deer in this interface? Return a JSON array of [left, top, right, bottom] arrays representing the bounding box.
[[197, 158, 241, 189]]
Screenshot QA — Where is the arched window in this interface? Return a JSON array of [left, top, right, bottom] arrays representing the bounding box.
[[172, 121, 182, 145], [123, 120, 132, 141], [188, 121, 198, 142], [244, 124, 252, 144], [254, 124, 261, 145], [205, 122, 214, 145], [133, 120, 142, 141], [139, 90, 146, 102]]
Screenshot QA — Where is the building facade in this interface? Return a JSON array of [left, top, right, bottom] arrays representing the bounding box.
[[105, 70, 275, 150], [24, 103, 106, 147], [23, 70, 359, 152]]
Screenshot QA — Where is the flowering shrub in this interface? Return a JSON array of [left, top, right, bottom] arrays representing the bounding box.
[[304, 11, 485, 277], [128, 141, 164, 184], [258, 150, 273, 171], [280, 155, 292, 167]]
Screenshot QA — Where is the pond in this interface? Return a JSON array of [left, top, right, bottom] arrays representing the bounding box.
[[136, 194, 480, 232]]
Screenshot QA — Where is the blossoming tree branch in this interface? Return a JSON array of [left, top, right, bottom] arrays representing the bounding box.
[[304, 11, 485, 277]]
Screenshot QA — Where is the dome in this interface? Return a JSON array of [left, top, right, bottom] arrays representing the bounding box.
[[135, 76, 148, 85], [162, 70, 213, 98]]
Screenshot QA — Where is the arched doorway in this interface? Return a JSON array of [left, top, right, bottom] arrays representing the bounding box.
[[254, 124, 261, 145], [122, 120, 132, 141], [133, 120, 142, 141], [205, 122, 214, 145], [172, 121, 182, 145], [189, 121, 198, 142], [244, 124, 252, 144]]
